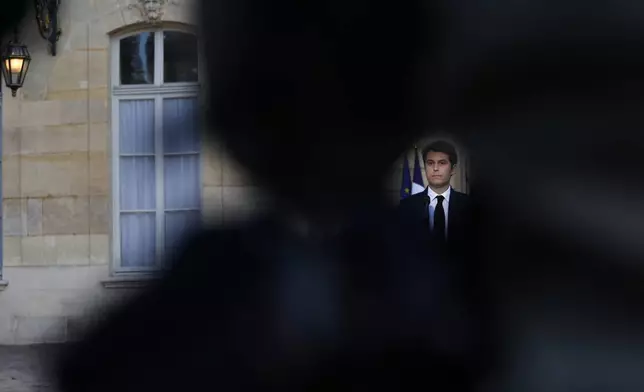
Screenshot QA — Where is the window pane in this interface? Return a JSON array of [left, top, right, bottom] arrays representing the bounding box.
[[163, 97, 200, 153], [121, 212, 156, 267], [164, 210, 201, 259], [120, 157, 156, 210], [163, 31, 198, 83], [119, 99, 155, 154], [120, 32, 155, 85], [164, 155, 200, 209]]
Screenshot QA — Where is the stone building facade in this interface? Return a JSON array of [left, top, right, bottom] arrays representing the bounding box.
[[0, 0, 268, 345], [0, 0, 468, 344]]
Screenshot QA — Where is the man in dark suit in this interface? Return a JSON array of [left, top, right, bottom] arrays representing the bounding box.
[[397, 140, 482, 371], [399, 140, 473, 254]]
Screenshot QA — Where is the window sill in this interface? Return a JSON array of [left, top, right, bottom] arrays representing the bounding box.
[[101, 274, 161, 289], [0, 281, 8, 291]]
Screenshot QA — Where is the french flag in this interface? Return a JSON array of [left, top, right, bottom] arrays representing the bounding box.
[[411, 146, 425, 194]]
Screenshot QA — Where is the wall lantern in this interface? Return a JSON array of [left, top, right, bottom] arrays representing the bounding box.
[[1, 31, 31, 97]]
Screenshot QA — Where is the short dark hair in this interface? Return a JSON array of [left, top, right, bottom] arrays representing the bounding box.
[[422, 140, 458, 166]]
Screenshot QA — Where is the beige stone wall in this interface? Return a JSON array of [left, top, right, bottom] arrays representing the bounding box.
[[0, 0, 216, 344], [202, 145, 268, 225]]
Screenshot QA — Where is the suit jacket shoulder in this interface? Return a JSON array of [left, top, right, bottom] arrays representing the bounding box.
[[400, 192, 426, 206], [450, 189, 469, 199], [398, 192, 427, 215], [450, 190, 471, 207]]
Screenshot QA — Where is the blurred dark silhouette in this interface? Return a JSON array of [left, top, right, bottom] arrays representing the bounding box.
[[55, 1, 490, 390], [0, 1, 28, 39], [201, 0, 441, 216], [3, 0, 644, 390], [55, 0, 644, 391]]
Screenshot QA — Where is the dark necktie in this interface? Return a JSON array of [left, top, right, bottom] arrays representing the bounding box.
[[433, 195, 446, 240]]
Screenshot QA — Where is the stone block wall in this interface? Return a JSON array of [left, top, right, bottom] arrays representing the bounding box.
[[0, 0, 267, 344], [202, 145, 268, 225]]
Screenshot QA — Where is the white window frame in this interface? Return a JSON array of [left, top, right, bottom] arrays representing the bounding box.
[[110, 27, 203, 274]]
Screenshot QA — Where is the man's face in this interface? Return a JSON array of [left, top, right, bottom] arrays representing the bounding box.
[[425, 151, 455, 189]]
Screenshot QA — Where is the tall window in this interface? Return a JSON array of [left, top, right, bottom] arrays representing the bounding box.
[[111, 29, 201, 273]]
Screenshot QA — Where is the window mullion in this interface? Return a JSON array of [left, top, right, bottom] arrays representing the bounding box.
[[112, 98, 122, 270], [154, 30, 164, 86], [111, 37, 119, 88], [154, 96, 165, 267]]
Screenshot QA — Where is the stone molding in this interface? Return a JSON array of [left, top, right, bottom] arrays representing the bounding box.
[[127, 0, 182, 23], [101, 274, 160, 289]]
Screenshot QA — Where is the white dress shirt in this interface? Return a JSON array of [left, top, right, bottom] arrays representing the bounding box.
[[427, 186, 451, 236]]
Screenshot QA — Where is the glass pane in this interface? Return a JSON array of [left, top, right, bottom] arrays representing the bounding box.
[[164, 155, 200, 209], [163, 98, 200, 153], [120, 157, 156, 210], [120, 212, 156, 267], [163, 31, 198, 83], [120, 32, 155, 85], [119, 100, 155, 154], [164, 210, 201, 258]]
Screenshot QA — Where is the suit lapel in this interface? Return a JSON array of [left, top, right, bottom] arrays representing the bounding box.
[[421, 188, 430, 223]]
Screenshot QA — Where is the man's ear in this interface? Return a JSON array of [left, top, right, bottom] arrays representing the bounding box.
[[450, 164, 457, 175]]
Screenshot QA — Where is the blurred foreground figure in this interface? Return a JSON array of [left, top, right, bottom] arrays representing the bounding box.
[[0, 0, 27, 36], [55, 0, 644, 392], [56, 1, 487, 391]]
